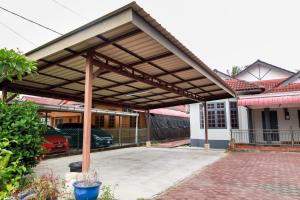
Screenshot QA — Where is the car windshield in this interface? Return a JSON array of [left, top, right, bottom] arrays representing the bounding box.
[[46, 126, 59, 135]]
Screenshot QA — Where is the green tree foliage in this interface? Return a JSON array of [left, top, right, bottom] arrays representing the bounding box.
[[227, 66, 244, 77], [0, 102, 46, 198], [0, 48, 43, 199], [0, 49, 37, 83]]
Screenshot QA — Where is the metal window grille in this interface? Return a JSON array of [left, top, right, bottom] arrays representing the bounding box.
[[129, 116, 136, 128], [199, 104, 204, 129], [95, 115, 105, 128], [230, 102, 239, 129], [108, 115, 115, 128], [207, 102, 226, 128]]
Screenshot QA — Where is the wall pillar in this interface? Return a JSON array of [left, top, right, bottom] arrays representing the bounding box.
[[146, 110, 151, 147], [263, 108, 271, 144], [247, 108, 254, 143], [203, 102, 210, 149], [135, 114, 139, 144]]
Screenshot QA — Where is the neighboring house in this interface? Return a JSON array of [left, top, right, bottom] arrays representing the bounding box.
[[21, 95, 189, 140], [234, 59, 294, 81], [190, 60, 300, 149], [213, 69, 233, 80]]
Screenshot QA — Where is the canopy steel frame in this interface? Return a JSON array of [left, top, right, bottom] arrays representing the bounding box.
[[0, 2, 237, 172], [92, 53, 204, 101]]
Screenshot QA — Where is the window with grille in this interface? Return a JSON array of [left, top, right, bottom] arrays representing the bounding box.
[[199, 104, 204, 129], [95, 115, 105, 128], [207, 102, 226, 128], [55, 118, 63, 128], [129, 116, 137, 128], [108, 115, 115, 128], [230, 102, 239, 129]]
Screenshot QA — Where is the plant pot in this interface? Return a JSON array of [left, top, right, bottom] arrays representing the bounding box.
[[73, 180, 102, 200]]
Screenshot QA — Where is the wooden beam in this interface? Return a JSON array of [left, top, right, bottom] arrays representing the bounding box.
[[82, 51, 93, 172]]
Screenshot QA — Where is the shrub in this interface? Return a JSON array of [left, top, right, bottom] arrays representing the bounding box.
[[0, 49, 37, 82], [0, 101, 46, 198], [100, 186, 116, 200]]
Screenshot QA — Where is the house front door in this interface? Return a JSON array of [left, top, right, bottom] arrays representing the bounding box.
[[262, 110, 279, 143]]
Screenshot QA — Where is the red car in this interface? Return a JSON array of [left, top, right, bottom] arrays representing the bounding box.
[[42, 126, 69, 154]]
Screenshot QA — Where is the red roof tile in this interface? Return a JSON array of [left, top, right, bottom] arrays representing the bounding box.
[[267, 83, 300, 93], [224, 79, 262, 91], [252, 79, 286, 91], [21, 96, 77, 105], [150, 108, 189, 118]]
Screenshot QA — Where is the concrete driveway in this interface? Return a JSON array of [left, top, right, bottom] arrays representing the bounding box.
[[35, 147, 225, 200]]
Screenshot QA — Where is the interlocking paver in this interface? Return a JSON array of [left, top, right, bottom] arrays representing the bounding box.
[[156, 152, 300, 200]]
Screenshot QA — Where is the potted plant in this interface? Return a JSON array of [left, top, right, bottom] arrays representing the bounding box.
[[73, 171, 102, 200]]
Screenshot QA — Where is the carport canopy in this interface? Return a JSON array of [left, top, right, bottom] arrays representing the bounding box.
[[1, 2, 235, 172]]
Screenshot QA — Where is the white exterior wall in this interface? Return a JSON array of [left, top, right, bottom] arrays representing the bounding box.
[[292, 77, 300, 83], [190, 98, 249, 148], [203, 99, 231, 141], [238, 106, 249, 130], [251, 106, 300, 143], [252, 107, 299, 130], [190, 103, 201, 140], [235, 106, 250, 143], [236, 64, 292, 81]]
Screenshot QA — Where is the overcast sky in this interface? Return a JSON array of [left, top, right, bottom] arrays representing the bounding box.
[[1, 0, 300, 73]]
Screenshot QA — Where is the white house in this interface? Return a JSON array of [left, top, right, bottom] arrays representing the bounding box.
[[234, 59, 294, 81], [190, 60, 300, 149]]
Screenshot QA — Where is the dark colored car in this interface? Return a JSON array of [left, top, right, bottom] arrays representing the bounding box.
[[42, 126, 69, 154], [56, 123, 113, 149]]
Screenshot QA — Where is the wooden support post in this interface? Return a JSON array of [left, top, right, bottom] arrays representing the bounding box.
[[118, 116, 122, 146], [135, 115, 139, 144], [45, 112, 48, 125], [146, 110, 151, 147], [203, 102, 210, 149], [82, 51, 93, 172]]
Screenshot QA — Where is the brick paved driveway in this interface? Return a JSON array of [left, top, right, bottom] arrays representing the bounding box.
[[156, 152, 300, 200]]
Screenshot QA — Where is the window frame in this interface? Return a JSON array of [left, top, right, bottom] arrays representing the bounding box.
[[200, 101, 227, 129], [230, 101, 239, 129], [55, 118, 63, 128], [95, 115, 105, 128], [129, 116, 137, 128], [108, 115, 115, 128], [199, 104, 204, 129]]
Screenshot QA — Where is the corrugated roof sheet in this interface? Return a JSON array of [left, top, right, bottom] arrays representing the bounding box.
[[1, 2, 234, 109]]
